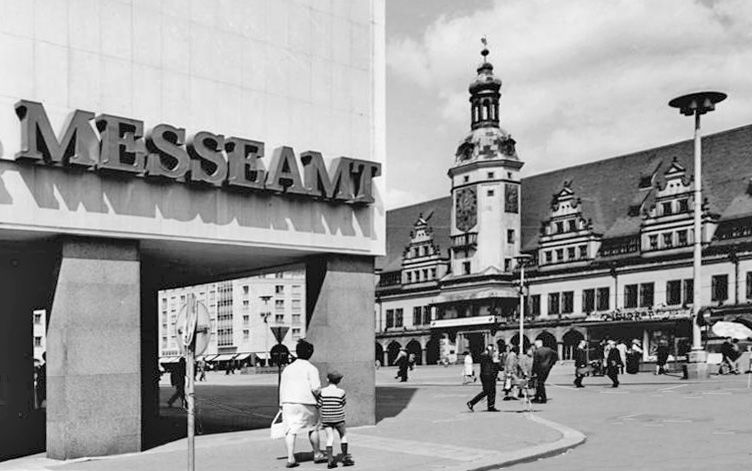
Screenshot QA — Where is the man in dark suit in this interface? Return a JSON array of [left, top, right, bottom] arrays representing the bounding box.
[[573, 339, 588, 388], [532, 339, 558, 403], [467, 345, 499, 412], [605, 340, 623, 387]]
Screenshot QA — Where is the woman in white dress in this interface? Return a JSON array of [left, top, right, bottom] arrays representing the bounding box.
[[462, 351, 476, 384]]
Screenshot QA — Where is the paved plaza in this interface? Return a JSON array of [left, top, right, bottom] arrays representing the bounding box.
[[2, 364, 751, 470]]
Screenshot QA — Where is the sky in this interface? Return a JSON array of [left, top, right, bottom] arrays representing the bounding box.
[[384, 0, 752, 209]]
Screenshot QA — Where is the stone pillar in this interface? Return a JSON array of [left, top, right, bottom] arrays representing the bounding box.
[[46, 238, 141, 459], [642, 330, 650, 362], [421, 348, 427, 365], [557, 342, 564, 360], [306, 255, 375, 426]]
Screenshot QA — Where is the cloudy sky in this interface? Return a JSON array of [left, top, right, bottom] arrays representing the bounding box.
[[385, 0, 752, 209]]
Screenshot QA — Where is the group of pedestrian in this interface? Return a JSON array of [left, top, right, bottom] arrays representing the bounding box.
[[574, 338, 644, 388], [466, 339, 559, 412], [720, 337, 742, 374], [279, 339, 354, 469]]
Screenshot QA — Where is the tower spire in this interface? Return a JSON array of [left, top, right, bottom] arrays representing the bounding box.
[[468, 38, 501, 130]]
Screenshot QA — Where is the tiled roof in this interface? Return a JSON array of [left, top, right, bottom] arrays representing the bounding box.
[[381, 124, 752, 270]]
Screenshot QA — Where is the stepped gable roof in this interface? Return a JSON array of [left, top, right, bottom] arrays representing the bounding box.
[[380, 124, 752, 269], [378, 196, 452, 272], [521, 124, 752, 252]]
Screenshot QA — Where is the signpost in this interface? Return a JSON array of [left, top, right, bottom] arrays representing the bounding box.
[[270, 325, 290, 405], [175, 294, 211, 471]]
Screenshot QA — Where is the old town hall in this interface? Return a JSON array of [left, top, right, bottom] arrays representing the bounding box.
[[375, 46, 752, 367]]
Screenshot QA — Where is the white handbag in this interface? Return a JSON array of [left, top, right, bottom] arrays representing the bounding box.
[[270, 410, 286, 440]]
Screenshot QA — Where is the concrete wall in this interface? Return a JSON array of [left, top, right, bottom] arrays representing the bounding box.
[[0, 0, 385, 258]]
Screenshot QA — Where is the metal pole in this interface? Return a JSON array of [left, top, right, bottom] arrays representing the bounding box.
[[264, 316, 269, 367], [277, 343, 282, 405], [692, 110, 702, 352], [186, 348, 195, 471], [519, 262, 525, 355]]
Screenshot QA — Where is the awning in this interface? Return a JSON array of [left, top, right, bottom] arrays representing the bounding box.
[[203, 354, 219, 361], [430, 315, 498, 329], [234, 353, 252, 360], [432, 288, 516, 305], [256, 352, 267, 360], [214, 354, 237, 361], [159, 357, 180, 364]]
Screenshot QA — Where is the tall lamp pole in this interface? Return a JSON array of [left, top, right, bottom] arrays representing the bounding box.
[[668, 91, 726, 379], [514, 254, 533, 355], [260, 295, 272, 366]]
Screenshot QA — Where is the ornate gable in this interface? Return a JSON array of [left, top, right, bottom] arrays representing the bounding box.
[[401, 212, 448, 284], [537, 181, 601, 267]]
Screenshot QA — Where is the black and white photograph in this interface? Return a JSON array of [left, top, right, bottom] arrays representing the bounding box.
[[0, 1, 751, 470]]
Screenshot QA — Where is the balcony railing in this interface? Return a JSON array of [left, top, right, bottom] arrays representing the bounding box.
[[451, 232, 478, 250]]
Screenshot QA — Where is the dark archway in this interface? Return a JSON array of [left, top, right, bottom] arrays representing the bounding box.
[[510, 333, 531, 352], [425, 337, 440, 365], [375, 342, 384, 366], [562, 330, 584, 361], [387, 341, 402, 366], [406, 340, 422, 365], [536, 331, 557, 350]]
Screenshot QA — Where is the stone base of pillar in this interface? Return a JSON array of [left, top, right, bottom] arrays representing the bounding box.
[[684, 362, 710, 380]]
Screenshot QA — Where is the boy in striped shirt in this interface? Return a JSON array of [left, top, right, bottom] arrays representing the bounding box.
[[318, 371, 354, 468]]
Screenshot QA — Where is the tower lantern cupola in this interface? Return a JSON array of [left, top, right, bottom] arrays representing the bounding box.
[[469, 39, 502, 130]]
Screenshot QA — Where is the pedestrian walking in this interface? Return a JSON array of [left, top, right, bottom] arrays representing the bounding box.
[[279, 339, 327, 468], [616, 340, 627, 375], [626, 339, 642, 374], [605, 339, 623, 387], [502, 345, 518, 400], [318, 371, 354, 468], [167, 357, 187, 408], [197, 358, 206, 382], [35, 352, 47, 408], [408, 352, 416, 371], [655, 339, 670, 375], [466, 345, 499, 412], [462, 351, 476, 385], [531, 339, 557, 404], [573, 339, 588, 388], [395, 348, 409, 382]]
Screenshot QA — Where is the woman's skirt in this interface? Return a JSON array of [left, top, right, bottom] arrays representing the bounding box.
[[282, 403, 320, 435]]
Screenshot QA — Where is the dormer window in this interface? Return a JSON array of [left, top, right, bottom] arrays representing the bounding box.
[[556, 248, 564, 261], [579, 245, 587, 259], [545, 251, 552, 263], [678, 230, 688, 246], [639, 175, 652, 188], [406, 272, 412, 283], [678, 199, 689, 213], [663, 232, 673, 248], [568, 220, 576, 232], [662, 202, 672, 215], [556, 222, 564, 233], [649, 234, 658, 249], [567, 247, 575, 259]]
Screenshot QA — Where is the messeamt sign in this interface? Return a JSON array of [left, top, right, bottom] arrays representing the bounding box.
[[10, 100, 381, 205]]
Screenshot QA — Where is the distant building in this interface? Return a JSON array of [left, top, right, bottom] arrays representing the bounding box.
[[32, 309, 46, 362], [158, 269, 306, 366], [375, 45, 752, 366]]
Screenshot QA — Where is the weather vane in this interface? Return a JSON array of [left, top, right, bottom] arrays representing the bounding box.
[[480, 36, 489, 61]]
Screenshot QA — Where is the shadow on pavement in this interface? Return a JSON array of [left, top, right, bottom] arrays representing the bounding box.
[[375, 386, 417, 423], [145, 384, 419, 450]]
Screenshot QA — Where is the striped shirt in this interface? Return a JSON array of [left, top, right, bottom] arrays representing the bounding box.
[[317, 385, 346, 423]]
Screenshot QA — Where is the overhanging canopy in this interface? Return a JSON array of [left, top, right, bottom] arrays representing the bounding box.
[[432, 288, 516, 305]]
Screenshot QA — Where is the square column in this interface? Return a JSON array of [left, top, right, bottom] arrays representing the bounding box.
[[46, 238, 141, 459], [306, 255, 375, 426]]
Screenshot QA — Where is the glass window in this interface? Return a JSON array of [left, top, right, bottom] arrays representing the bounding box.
[[568, 220, 576, 232], [747, 272, 752, 301], [243, 329, 249, 340], [582, 289, 595, 313], [579, 245, 587, 259], [662, 202, 672, 215], [556, 222, 564, 233], [275, 299, 284, 309], [504, 258, 512, 272], [423, 306, 432, 325], [711, 274, 728, 302], [548, 293, 560, 315], [463, 261, 471, 275], [275, 314, 284, 323], [678, 199, 689, 212], [487, 189, 495, 197], [639, 283, 654, 307], [545, 251, 553, 263], [33, 313, 42, 324], [567, 247, 575, 260], [677, 230, 688, 246], [34, 336, 42, 347], [556, 249, 564, 261], [507, 229, 515, 244], [487, 172, 494, 179], [663, 232, 673, 248], [242, 285, 249, 295], [649, 234, 658, 250], [530, 294, 541, 316], [562, 291, 574, 313], [597, 287, 610, 311], [394, 309, 403, 328], [243, 314, 249, 325], [683, 279, 694, 305], [292, 313, 301, 325], [413, 306, 422, 326], [666, 280, 681, 305], [624, 284, 638, 308], [275, 285, 284, 294]]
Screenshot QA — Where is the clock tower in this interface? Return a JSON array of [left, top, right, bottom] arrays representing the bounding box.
[[449, 43, 524, 276]]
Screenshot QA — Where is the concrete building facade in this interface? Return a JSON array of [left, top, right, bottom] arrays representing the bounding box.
[[0, 0, 385, 461]]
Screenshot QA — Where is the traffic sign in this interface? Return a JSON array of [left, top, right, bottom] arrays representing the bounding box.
[[175, 294, 212, 355], [270, 325, 289, 344]]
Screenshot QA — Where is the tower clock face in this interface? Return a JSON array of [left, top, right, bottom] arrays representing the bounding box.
[[455, 186, 478, 231]]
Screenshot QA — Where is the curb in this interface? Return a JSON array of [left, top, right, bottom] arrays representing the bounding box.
[[438, 413, 586, 471]]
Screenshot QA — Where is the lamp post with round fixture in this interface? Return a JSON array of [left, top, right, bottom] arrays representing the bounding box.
[[668, 91, 726, 379], [514, 254, 533, 355], [259, 295, 272, 366]]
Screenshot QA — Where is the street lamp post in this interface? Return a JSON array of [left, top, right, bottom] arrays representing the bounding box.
[[259, 295, 272, 366], [669, 91, 727, 379], [514, 254, 533, 355]]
